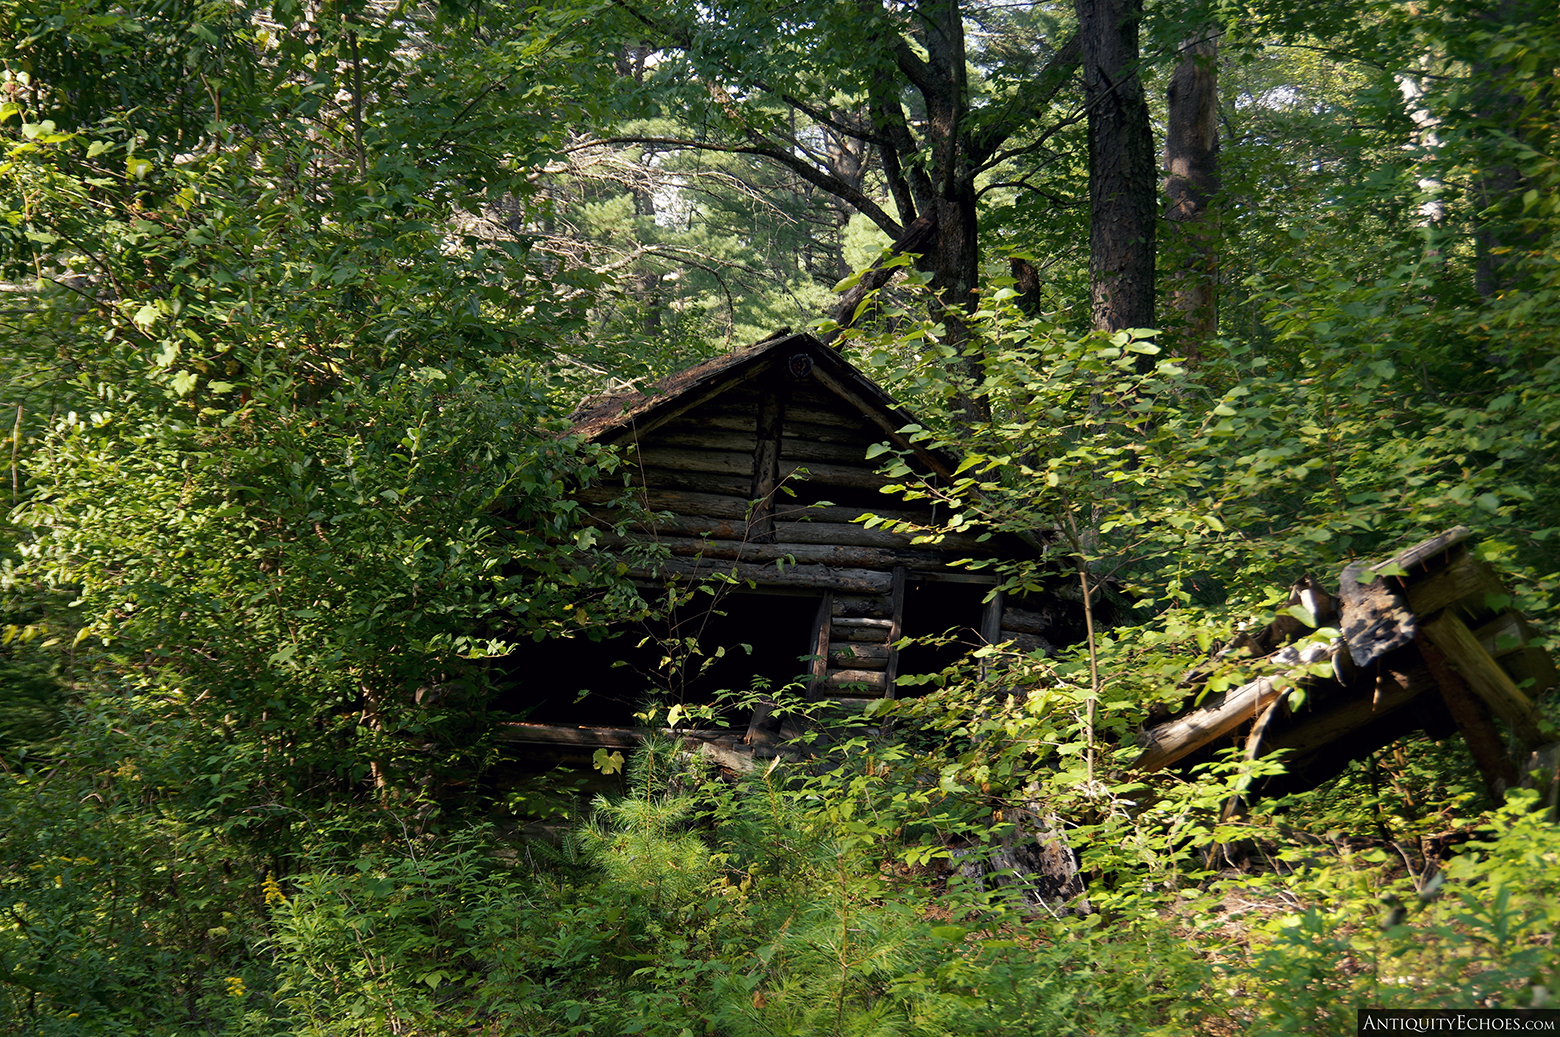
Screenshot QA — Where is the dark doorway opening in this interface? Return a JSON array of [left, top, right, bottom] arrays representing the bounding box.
[[493, 590, 822, 728], [892, 579, 990, 691]]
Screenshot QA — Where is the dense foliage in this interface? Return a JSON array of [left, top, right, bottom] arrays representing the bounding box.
[[3, 0, 1558, 1032]]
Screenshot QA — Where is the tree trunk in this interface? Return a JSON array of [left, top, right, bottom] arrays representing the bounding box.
[[1076, 0, 1156, 336], [1162, 30, 1219, 359]]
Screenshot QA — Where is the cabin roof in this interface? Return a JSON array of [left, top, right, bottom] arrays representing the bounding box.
[[568, 332, 960, 480]]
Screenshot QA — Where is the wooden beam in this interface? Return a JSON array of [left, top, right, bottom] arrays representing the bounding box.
[[1403, 551, 1506, 616], [884, 567, 908, 699], [1416, 635, 1520, 800], [1134, 640, 1337, 772], [806, 364, 960, 481], [827, 668, 889, 691], [1373, 526, 1473, 576], [629, 557, 895, 594], [603, 534, 956, 572], [1419, 610, 1545, 749]]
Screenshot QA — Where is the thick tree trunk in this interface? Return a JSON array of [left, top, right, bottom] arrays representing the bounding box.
[[1163, 30, 1220, 358], [1076, 0, 1156, 336]]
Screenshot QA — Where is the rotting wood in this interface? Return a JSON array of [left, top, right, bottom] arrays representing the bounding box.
[[1374, 525, 1473, 576], [782, 419, 880, 445], [495, 723, 766, 774], [1261, 665, 1431, 761], [1417, 635, 1520, 799], [577, 486, 936, 529], [995, 630, 1054, 656], [1418, 610, 1545, 749], [1339, 561, 1417, 667], [1403, 550, 1506, 616], [625, 466, 754, 498], [1136, 528, 1557, 801], [1135, 639, 1337, 773], [772, 438, 884, 465], [884, 567, 908, 698], [648, 429, 761, 454], [807, 592, 835, 702], [834, 593, 893, 619]]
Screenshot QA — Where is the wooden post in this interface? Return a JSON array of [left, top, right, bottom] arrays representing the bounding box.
[[806, 592, 835, 702], [1417, 634, 1520, 800], [884, 568, 907, 697], [1419, 610, 1545, 749], [979, 588, 1004, 679]]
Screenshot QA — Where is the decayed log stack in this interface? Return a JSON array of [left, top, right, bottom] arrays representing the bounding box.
[[1134, 527, 1558, 811]]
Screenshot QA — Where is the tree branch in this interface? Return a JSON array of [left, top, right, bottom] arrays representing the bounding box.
[[578, 135, 905, 238], [966, 31, 1082, 167]]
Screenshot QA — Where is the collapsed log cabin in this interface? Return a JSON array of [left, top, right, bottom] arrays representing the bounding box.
[[1136, 527, 1560, 816], [494, 332, 1082, 760]]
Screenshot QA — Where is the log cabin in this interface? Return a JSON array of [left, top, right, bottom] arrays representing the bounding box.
[[495, 331, 1082, 758]]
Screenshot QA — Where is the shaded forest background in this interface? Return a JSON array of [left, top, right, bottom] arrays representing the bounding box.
[[2, 0, 1559, 1032]]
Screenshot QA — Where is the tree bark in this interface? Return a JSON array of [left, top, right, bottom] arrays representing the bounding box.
[[1163, 29, 1220, 358], [1076, 0, 1157, 336]]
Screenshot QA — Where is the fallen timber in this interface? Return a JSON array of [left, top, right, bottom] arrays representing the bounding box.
[[1135, 527, 1559, 812]]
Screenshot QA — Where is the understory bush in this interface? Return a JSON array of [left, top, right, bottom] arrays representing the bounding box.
[[10, 712, 1555, 1036]]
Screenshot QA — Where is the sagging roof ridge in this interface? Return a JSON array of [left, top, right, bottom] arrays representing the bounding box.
[[567, 332, 960, 480]]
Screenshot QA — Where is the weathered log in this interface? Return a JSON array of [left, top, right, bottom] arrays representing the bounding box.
[[1403, 551, 1505, 616], [783, 419, 880, 446], [577, 486, 935, 529], [832, 616, 894, 631], [750, 388, 786, 541], [627, 466, 754, 497], [629, 446, 755, 477], [779, 438, 886, 465], [1376, 525, 1473, 576], [1134, 639, 1337, 772], [591, 511, 993, 554], [1417, 636, 1520, 799], [995, 630, 1054, 656], [1001, 606, 1058, 637], [829, 642, 891, 667], [833, 594, 894, 619], [647, 429, 760, 454], [629, 557, 894, 594], [604, 534, 956, 573], [1418, 610, 1545, 748], [835, 623, 896, 643], [495, 723, 763, 773], [773, 402, 862, 429], [631, 447, 894, 492], [827, 669, 889, 691], [1260, 665, 1432, 761]]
